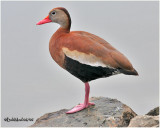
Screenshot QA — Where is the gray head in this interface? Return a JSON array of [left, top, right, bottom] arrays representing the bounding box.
[[36, 7, 71, 30]]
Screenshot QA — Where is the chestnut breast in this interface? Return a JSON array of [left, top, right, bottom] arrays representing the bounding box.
[[49, 28, 68, 68]]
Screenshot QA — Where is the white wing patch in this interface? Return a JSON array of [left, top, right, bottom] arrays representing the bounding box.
[[62, 47, 107, 67]]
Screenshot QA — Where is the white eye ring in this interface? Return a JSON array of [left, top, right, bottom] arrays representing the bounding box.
[[52, 11, 56, 15]]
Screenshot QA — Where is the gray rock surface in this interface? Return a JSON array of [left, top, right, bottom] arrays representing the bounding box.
[[31, 97, 137, 127], [128, 115, 159, 127], [146, 107, 159, 116]]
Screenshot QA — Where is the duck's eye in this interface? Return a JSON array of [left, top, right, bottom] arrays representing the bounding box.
[[52, 11, 56, 15]]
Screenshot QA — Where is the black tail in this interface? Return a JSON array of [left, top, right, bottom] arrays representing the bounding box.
[[119, 68, 139, 76]]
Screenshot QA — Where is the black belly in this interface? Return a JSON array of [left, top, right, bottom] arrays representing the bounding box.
[[64, 55, 120, 82]]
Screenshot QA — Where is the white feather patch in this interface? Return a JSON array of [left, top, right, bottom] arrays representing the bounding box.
[[112, 70, 120, 75], [62, 47, 107, 67]]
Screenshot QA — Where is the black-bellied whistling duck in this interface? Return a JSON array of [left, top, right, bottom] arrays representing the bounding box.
[[36, 7, 138, 114]]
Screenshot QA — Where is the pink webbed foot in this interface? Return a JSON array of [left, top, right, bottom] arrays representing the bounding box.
[[66, 83, 94, 114], [66, 102, 95, 114]]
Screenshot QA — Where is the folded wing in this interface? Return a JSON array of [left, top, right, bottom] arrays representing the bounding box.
[[61, 31, 138, 75]]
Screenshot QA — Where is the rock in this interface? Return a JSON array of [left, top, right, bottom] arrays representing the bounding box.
[[128, 115, 159, 127], [128, 107, 159, 127], [146, 107, 159, 116], [31, 97, 137, 127]]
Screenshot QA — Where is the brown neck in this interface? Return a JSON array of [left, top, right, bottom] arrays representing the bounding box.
[[60, 18, 71, 31], [53, 27, 70, 39], [67, 14, 71, 30], [58, 27, 70, 33], [61, 15, 71, 31], [59, 8, 71, 31]]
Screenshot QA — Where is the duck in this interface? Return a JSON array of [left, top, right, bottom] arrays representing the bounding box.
[[36, 7, 138, 114]]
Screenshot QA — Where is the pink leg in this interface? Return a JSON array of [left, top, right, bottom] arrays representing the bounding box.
[[66, 82, 95, 114]]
